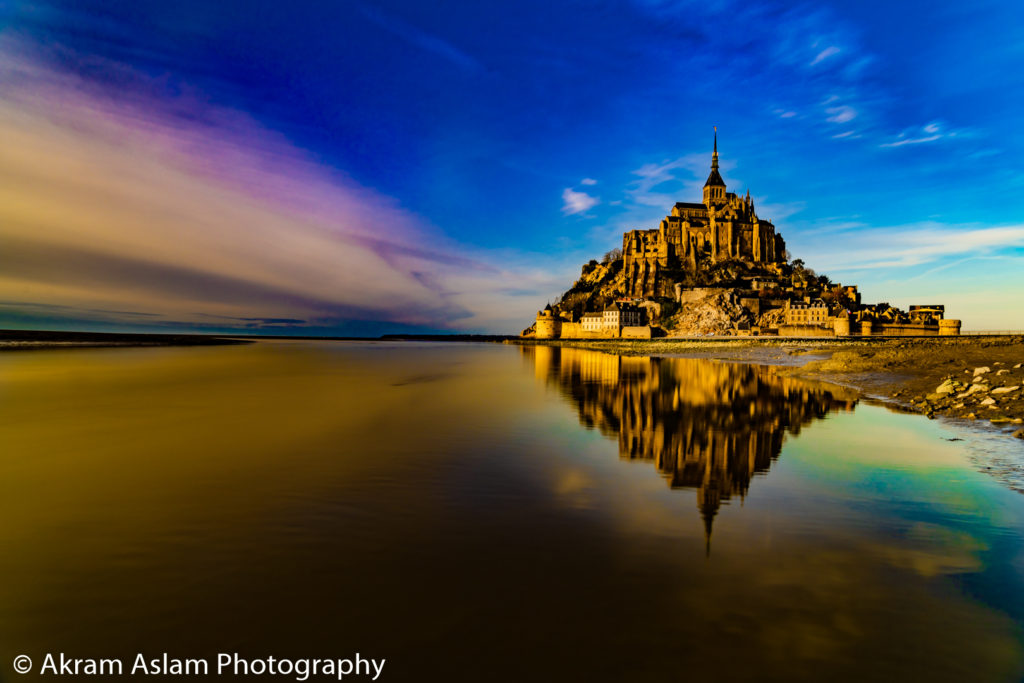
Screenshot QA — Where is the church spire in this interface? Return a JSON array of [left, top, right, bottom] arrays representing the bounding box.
[[703, 126, 726, 201], [712, 126, 719, 171]]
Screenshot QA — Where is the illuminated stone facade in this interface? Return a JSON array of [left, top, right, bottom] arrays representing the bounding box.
[[622, 132, 786, 298], [786, 299, 828, 325]]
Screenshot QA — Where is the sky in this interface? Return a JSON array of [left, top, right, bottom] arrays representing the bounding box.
[[1, 0, 1023, 334]]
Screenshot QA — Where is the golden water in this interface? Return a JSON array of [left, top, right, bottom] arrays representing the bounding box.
[[1, 341, 1022, 681]]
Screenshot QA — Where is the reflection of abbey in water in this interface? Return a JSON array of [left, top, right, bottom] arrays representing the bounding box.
[[525, 346, 857, 550]]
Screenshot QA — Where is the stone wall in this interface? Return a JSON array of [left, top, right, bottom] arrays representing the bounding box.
[[777, 324, 835, 337], [871, 324, 938, 336], [740, 297, 761, 315], [558, 324, 618, 340], [560, 322, 583, 338], [547, 323, 655, 340], [778, 320, 964, 338], [677, 287, 727, 304], [621, 326, 652, 339]]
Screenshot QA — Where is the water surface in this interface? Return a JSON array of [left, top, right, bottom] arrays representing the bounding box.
[[1, 341, 1023, 681]]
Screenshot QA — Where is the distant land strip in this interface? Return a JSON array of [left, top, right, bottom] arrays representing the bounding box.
[[0, 330, 518, 350]]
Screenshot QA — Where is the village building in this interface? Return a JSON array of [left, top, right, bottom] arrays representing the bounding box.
[[750, 277, 779, 291], [581, 312, 604, 334], [604, 302, 644, 330], [785, 299, 829, 326], [909, 305, 945, 325]]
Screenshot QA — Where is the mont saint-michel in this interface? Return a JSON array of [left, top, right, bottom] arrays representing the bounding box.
[[524, 133, 960, 340]]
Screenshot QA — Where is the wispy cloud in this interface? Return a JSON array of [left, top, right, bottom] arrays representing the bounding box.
[[880, 122, 950, 148], [580, 177, 598, 186], [627, 152, 734, 208], [562, 187, 599, 215], [810, 46, 840, 66], [826, 104, 857, 124], [357, 4, 483, 73], [0, 40, 559, 333], [880, 135, 941, 148], [755, 201, 805, 223], [802, 223, 1024, 270]]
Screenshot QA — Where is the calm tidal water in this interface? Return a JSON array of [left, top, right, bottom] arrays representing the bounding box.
[[2, 341, 1024, 681]]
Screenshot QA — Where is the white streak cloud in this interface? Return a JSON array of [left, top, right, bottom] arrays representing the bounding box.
[[810, 46, 840, 66], [802, 224, 1024, 270], [826, 105, 857, 124], [562, 188, 599, 215], [880, 122, 959, 148]]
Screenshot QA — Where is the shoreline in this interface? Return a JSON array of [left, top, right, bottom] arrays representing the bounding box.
[[510, 336, 1024, 440], [0, 330, 254, 351], [0, 330, 517, 351]]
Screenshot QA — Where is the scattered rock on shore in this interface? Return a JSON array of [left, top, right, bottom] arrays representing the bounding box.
[[795, 337, 1024, 438]]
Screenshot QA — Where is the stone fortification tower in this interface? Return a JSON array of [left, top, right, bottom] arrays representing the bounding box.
[[535, 305, 562, 339]]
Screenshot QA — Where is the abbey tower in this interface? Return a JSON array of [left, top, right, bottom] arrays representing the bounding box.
[[622, 131, 786, 298]]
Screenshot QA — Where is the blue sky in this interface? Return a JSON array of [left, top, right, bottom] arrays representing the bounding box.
[[1, 0, 1023, 333]]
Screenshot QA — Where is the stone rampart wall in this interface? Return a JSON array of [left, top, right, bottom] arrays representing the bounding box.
[[868, 323, 939, 337], [778, 324, 835, 337], [621, 326, 652, 339]]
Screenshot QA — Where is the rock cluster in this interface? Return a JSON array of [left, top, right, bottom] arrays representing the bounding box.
[[757, 308, 787, 329], [900, 361, 1024, 432], [664, 289, 754, 336]]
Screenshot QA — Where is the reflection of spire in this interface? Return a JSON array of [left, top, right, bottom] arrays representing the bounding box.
[[700, 501, 716, 558], [529, 346, 858, 557], [698, 481, 720, 558]]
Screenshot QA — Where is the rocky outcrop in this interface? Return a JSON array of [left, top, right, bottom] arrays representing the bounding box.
[[555, 260, 626, 320], [757, 308, 786, 329], [662, 289, 754, 336]]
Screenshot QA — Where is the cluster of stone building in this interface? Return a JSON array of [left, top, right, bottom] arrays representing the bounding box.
[[736, 281, 960, 337], [536, 301, 650, 339], [526, 132, 960, 339], [780, 299, 961, 337]]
